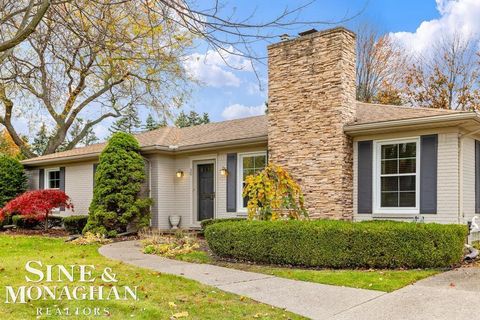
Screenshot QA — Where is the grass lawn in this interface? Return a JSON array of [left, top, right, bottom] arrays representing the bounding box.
[[174, 251, 440, 293], [0, 235, 304, 320]]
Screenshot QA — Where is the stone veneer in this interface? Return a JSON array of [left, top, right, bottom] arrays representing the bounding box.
[[267, 27, 356, 219]]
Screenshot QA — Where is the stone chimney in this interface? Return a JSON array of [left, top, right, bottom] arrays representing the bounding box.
[[267, 27, 356, 219]]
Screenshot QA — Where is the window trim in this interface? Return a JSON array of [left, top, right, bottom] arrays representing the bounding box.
[[373, 137, 420, 214], [44, 167, 61, 190], [236, 151, 268, 212]]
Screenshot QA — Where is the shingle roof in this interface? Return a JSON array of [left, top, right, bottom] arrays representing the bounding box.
[[22, 115, 268, 164], [23, 103, 471, 165], [353, 102, 465, 124]]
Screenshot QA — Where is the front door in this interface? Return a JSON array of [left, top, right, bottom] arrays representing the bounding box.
[[198, 163, 214, 221]]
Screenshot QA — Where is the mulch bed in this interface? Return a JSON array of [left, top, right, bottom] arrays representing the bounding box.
[[2, 228, 70, 238]]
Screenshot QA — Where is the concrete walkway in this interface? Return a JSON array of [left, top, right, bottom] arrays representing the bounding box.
[[99, 241, 479, 320], [99, 241, 384, 319]]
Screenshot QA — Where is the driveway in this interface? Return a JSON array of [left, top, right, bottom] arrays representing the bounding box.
[[99, 241, 479, 320], [333, 267, 480, 320]]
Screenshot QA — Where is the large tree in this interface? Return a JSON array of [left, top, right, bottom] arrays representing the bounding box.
[[0, 0, 51, 61], [403, 34, 480, 110], [1, 1, 358, 158], [0, 1, 192, 158], [356, 24, 406, 105]]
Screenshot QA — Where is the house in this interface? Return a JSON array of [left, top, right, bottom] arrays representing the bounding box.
[[22, 27, 480, 228]]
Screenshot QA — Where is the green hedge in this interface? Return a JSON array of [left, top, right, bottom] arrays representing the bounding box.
[[12, 215, 39, 229], [63, 215, 89, 234], [200, 217, 246, 230], [205, 220, 468, 269]]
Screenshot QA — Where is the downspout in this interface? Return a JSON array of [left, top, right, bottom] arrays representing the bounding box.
[[458, 134, 463, 224], [141, 156, 152, 227]]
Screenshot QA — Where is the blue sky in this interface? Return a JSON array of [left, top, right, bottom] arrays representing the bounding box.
[[181, 0, 443, 123]]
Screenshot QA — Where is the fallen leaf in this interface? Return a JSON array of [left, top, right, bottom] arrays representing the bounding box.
[[172, 311, 189, 318]]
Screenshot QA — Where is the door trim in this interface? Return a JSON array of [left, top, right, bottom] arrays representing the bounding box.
[[192, 158, 216, 227]]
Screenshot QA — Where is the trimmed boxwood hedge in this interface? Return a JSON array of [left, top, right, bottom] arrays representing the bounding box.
[[205, 220, 468, 269], [11, 215, 39, 229], [200, 217, 246, 230], [63, 215, 89, 234]]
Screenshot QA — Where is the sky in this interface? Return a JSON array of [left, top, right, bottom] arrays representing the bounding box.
[[179, 0, 445, 124], [12, 0, 480, 141]]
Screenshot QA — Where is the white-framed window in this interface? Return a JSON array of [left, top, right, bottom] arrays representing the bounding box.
[[237, 151, 267, 211], [45, 168, 61, 189], [373, 138, 420, 214]]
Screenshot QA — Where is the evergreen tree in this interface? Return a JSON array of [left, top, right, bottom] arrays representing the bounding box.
[[109, 106, 141, 134], [32, 123, 49, 155], [0, 155, 27, 207], [83, 132, 152, 237], [144, 114, 166, 131], [175, 111, 210, 128]]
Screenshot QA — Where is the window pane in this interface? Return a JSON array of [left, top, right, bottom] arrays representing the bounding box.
[[400, 192, 416, 207], [399, 159, 416, 173], [399, 143, 416, 158], [242, 156, 254, 168], [254, 155, 266, 168], [381, 144, 397, 159], [381, 160, 398, 174], [400, 176, 416, 191], [381, 192, 398, 207], [381, 177, 398, 191]]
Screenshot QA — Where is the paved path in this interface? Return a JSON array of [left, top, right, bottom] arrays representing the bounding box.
[[99, 241, 383, 319], [99, 241, 479, 320]]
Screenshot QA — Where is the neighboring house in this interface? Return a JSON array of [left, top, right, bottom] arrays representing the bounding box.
[[22, 27, 480, 228]]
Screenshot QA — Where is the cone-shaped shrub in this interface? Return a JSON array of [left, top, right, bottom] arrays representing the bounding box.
[[83, 132, 152, 237], [0, 155, 27, 207]]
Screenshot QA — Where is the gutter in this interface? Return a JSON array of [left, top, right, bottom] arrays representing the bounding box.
[[344, 112, 480, 135], [22, 136, 268, 167]]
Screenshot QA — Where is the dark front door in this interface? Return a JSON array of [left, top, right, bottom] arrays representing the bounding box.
[[198, 163, 214, 221]]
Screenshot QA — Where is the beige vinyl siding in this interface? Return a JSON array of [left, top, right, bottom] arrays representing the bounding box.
[[64, 162, 96, 216], [173, 155, 194, 227], [462, 136, 476, 223], [149, 154, 175, 229], [435, 132, 460, 223], [26, 169, 40, 191], [353, 129, 460, 224]]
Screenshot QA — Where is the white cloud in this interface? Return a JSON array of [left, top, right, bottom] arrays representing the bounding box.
[[391, 0, 480, 53], [221, 103, 266, 120], [184, 46, 253, 88]]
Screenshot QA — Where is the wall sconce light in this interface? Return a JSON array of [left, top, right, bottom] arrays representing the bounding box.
[[176, 170, 184, 178], [220, 167, 228, 176]]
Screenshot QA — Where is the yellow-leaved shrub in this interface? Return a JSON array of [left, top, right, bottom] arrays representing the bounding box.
[[243, 163, 308, 221]]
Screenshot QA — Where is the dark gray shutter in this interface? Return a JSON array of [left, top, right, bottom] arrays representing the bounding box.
[[420, 135, 438, 214], [59, 167, 66, 211], [39, 169, 45, 190], [226, 153, 237, 212], [476, 140, 480, 213], [357, 141, 373, 214], [93, 163, 98, 187]]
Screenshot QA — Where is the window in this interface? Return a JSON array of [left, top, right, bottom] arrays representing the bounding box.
[[46, 169, 60, 189], [374, 139, 419, 213], [238, 152, 267, 210]]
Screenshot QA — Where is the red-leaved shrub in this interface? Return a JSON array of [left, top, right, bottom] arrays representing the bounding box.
[[0, 190, 73, 229]]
